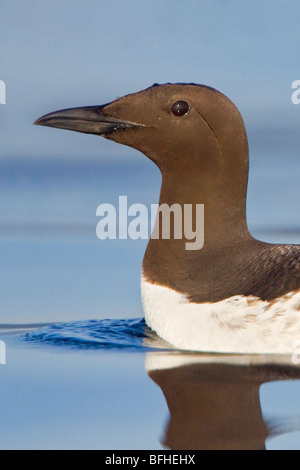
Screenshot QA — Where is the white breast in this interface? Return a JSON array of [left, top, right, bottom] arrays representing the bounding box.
[[141, 275, 300, 354]]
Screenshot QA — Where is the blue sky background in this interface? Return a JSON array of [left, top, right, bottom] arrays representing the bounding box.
[[1, 0, 300, 324], [1, 0, 300, 161], [1, 1, 300, 452]]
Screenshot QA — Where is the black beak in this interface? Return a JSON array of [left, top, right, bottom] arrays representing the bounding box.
[[34, 104, 145, 136]]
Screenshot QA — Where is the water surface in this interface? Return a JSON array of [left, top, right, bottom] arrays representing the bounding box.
[[2, 321, 300, 450], [1, 155, 300, 449]]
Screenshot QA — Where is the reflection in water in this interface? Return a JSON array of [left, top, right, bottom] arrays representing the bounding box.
[[145, 352, 300, 450], [16, 318, 300, 449]]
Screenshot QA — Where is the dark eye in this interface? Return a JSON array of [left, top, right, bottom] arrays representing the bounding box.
[[171, 100, 190, 117]]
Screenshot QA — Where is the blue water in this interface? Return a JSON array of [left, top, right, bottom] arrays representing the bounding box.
[[2, 321, 300, 450], [0, 154, 300, 449]]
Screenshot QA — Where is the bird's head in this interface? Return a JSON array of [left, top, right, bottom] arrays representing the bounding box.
[[35, 83, 248, 176]]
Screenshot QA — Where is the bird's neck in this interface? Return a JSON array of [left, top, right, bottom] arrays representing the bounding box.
[[142, 162, 252, 286], [157, 166, 250, 245]]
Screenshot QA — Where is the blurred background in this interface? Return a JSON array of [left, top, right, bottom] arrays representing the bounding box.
[[1, 0, 300, 324]]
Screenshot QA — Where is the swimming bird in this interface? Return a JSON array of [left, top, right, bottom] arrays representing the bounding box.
[[35, 83, 300, 354]]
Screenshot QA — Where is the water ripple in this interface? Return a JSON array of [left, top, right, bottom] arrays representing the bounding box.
[[23, 317, 170, 351]]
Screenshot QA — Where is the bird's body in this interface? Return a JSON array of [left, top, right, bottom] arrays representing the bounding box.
[[35, 83, 300, 354], [141, 272, 300, 354]]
